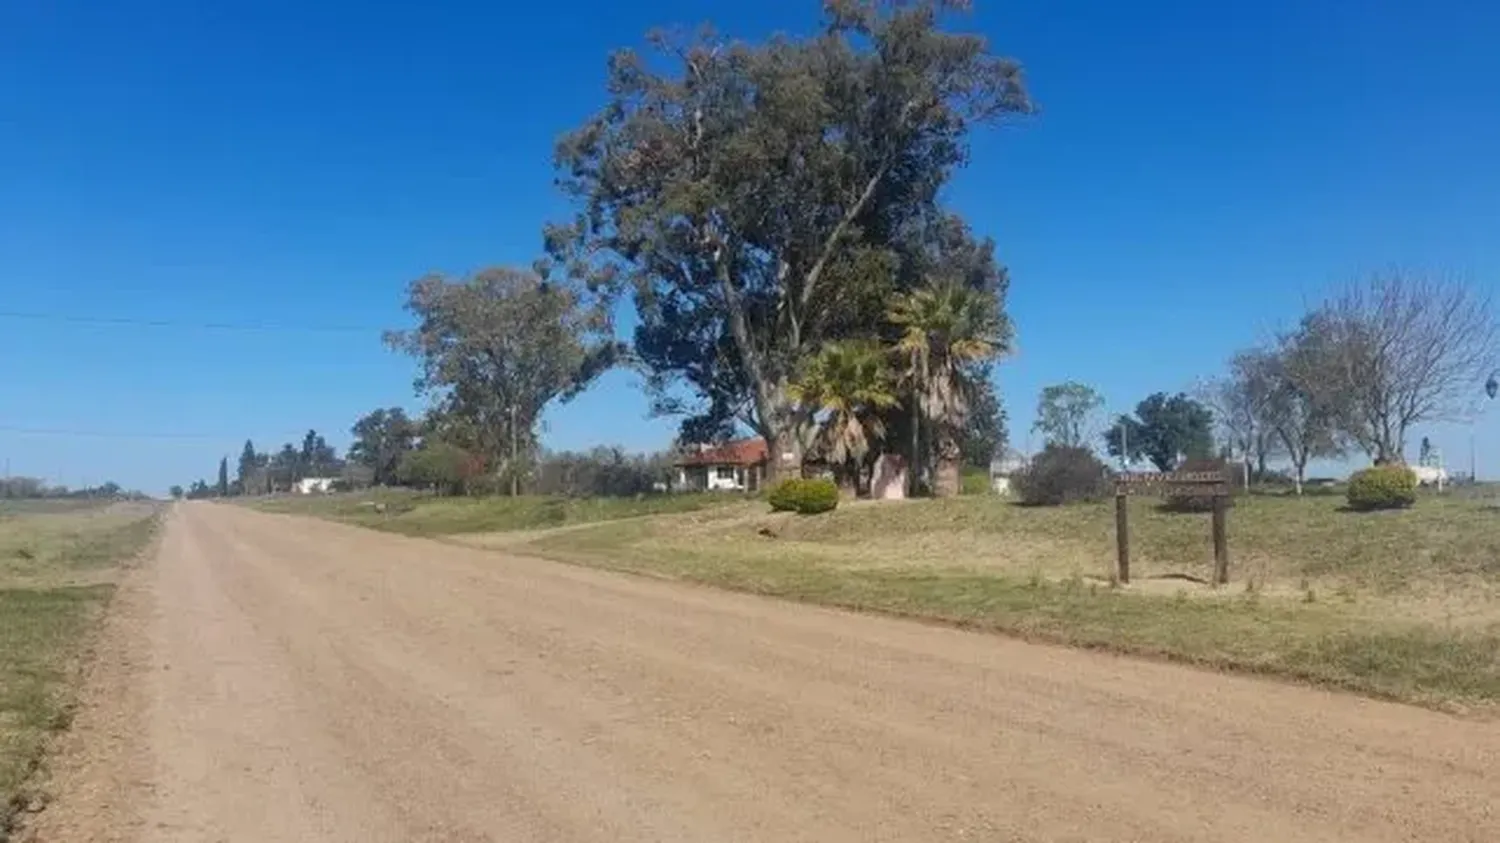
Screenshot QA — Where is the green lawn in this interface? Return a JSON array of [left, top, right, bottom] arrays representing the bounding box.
[[0, 502, 160, 836]]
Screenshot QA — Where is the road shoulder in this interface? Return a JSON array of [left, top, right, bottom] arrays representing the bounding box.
[[20, 538, 157, 842]]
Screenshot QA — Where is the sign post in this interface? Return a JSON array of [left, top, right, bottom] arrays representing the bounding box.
[[1212, 493, 1229, 585], [1114, 491, 1130, 583], [1113, 469, 1231, 586]]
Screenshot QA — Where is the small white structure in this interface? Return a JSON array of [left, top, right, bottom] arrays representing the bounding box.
[[294, 477, 338, 495], [989, 450, 1028, 496], [1411, 464, 1448, 488]]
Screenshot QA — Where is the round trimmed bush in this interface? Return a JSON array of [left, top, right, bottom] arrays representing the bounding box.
[[1012, 445, 1108, 506], [767, 477, 840, 515], [1346, 465, 1417, 511]]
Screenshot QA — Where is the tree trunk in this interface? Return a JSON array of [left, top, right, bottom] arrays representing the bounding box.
[[1294, 461, 1306, 496], [932, 434, 961, 498], [908, 393, 921, 496], [837, 461, 858, 499], [764, 428, 802, 486], [933, 457, 961, 498]]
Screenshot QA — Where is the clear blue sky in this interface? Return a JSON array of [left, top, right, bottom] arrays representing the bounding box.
[[2, 0, 1498, 493]]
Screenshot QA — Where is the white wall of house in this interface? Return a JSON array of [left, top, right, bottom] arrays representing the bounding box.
[[677, 465, 750, 492], [294, 477, 337, 495], [1411, 465, 1448, 487], [705, 465, 748, 491]]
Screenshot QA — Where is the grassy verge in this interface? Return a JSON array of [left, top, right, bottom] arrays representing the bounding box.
[[247, 489, 743, 537], [0, 503, 160, 837], [530, 523, 1500, 707]]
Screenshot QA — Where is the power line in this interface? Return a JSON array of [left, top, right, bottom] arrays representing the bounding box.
[[0, 309, 383, 334]]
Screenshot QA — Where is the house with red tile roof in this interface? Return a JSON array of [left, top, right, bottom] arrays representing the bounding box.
[[673, 437, 768, 492]]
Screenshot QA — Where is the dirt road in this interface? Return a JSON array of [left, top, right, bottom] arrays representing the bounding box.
[[32, 503, 1500, 842]]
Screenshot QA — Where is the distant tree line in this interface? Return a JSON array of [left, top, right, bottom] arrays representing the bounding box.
[[178, 428, 349, 499], [0, 477, 142, 500]]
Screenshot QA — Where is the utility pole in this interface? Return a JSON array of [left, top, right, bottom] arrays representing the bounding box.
[[509, 404, 519, 497]]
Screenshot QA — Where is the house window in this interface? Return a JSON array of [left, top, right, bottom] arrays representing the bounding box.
[[716, 466, 737, 481]]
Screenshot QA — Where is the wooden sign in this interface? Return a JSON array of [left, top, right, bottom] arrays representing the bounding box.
[[1113, 468, 1230, 587], [1115, 470, 1228, 496]]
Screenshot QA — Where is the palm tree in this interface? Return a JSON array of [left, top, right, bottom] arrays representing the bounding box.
[[790, 341, 900, 496], [888, 279, 1009, 497]]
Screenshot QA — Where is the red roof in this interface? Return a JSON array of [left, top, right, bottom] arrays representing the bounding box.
[[675, 438, 769, 467]]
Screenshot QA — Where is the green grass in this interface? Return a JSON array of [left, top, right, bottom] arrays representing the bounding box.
[[0, 503, 159, 838], [247, 489, 743, 537]]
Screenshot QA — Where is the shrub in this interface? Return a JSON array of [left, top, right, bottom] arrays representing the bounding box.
[[1012, 445, 1108, 506], [767, 478, 840, 515], [1346, 465, 1417, 511], [960, 468, 991, 496]]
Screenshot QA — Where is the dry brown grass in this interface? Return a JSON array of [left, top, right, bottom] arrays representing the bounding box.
[[508, 493, 1500, 708], [548, 493, 1500, 624]]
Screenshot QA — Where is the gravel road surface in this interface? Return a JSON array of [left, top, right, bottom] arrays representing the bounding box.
[[30, 502, 1500, 841]]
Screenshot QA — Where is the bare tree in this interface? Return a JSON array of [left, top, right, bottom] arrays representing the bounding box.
[[1266, 333, 1343, 494], [1296, 271, 1496, 464], [1197, 349, 1280, 485]]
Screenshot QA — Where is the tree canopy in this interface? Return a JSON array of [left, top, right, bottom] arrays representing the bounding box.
[[1288, 271, 1495, 464], [548, 0, 1029, 479], [348, 408, 419, 487], [1032, 382, 1103, 449], [1106, 392, 1214, 472], [385, 267, 620, 494]]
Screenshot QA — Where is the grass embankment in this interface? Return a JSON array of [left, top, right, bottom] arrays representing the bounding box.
[[0, 502, 160, 837], [519, 494, 1500, 709], [248, 488, 741, 537]]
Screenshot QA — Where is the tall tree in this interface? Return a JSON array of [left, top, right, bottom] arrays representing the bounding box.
[[270, 444, 300, 492], [790, 340, 900, 494], [1105, 392, 1214, 472], [960, 368, 1007, 469], [385, 268, 620, 495], [349, 408, 419, 486], [298, 430, 339, 478], [1198, 350, 1280, 483], [235, 439, 264, 496], [1032, 381, 1104, 449], [548, 1, 1029, 482], [1264, 330, 1343, 494], [1295, 271, 1496, 464], [889, 278, 1008, 496], [216, 457, 230, 498]]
